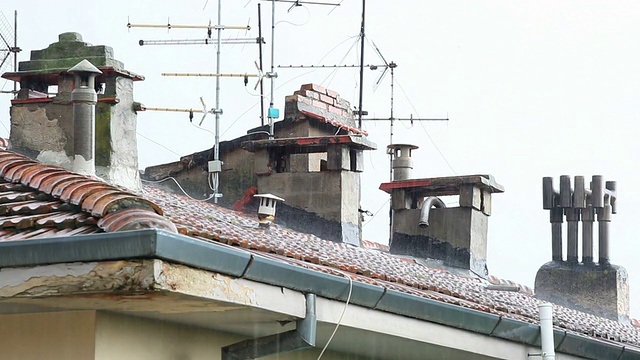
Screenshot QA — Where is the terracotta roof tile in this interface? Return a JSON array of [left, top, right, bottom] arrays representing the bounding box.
[[0, 149, 175, 235]]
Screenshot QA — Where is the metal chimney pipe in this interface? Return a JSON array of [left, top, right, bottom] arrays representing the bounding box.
[[566, 208, 579, 263], [598, 203, 612, 264], [68, 59, 102, 175], [581, 205, 594, 264], [550, 208, 563, 262], [388, 144, 418, 181]]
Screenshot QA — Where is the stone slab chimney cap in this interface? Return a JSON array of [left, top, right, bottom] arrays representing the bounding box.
[[67, 59, 102, 74]]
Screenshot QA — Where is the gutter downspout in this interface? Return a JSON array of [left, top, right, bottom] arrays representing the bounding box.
[[221, 293, 316, 359], [530, 303, 556, 360], [418, 196, 446, 228]]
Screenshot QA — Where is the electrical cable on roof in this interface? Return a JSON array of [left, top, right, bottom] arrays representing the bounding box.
[[394, 78, 458, 175], [142, 177, 215, 201], [316, 272, 352, 360]]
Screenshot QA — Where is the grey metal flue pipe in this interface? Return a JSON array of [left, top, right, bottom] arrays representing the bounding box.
[[68, 59, 102, 176], [418, 197, 446, 228], [581, 205, 594, 264]]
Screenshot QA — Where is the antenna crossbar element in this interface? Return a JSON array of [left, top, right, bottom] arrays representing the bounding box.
[[141, 106, 206, 114], [278, 64, 386, 69], [127, 22, 250, 31], [259, 0, 341, 6], [162, 72, 260, 78], [140, 38, 261, 46], [364, 117, 449, 122]]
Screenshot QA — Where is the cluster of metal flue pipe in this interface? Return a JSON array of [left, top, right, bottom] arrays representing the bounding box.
[[543, 175, 617, 264]]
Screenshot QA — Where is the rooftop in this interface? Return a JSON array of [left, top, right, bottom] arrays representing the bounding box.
[[0, 147, 637, 352]]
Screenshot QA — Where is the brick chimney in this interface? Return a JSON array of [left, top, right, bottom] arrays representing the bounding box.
[[242, 84, 376, 246], [2, 32, 144, 191], [379, 146, 504, 277], [535, 175, 629, 323]]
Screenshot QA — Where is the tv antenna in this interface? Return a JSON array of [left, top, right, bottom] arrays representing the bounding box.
[[255, 0, 341, 138], [128, 2, 257, 203], [0, 11, 21, 97]]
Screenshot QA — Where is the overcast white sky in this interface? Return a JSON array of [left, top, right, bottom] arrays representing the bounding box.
[[3, 1, 639, 318]]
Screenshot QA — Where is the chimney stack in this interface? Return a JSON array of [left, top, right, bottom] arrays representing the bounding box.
[[535, 175, 629, 323], [3, 32, 144, 191], [380, 172, 504, 277], [68, 59, 102, 176], [241, 85, 376, 246]]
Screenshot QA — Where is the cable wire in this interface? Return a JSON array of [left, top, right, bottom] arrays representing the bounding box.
[[394, 78, 457, 175], [316, 273, 353, 360], [137, 132, 182, 157], [363, 198, 390, 227], [142, 177, 215, 201]]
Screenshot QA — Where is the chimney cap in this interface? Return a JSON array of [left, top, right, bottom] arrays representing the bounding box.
[[387, 144, 419, 150], [67, 59, 102, 75], [254, 193, 285, 202]]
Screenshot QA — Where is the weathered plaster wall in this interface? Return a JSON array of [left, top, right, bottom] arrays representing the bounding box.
[[10, 103, 73, 166], [96, 76, 141, 191], [0, 311, 96, 360], [259, 171, 360, 245]]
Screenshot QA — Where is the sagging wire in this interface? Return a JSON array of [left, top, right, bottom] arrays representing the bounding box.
[[316, 270, 353, 360], [362, 198, 390, 227], [221, 69, 316, 137], [394, 78, 458, 175], [137, 132, 182, 157], [320, 36, 361, 88], [275, 4, 310, 27], [142, 176, 215, 201]]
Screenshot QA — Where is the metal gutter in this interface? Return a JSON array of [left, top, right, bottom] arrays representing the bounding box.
[[0, 228, 638, 360]]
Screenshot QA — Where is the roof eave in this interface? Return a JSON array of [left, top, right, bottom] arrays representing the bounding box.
[[0, 228, 635, 359]]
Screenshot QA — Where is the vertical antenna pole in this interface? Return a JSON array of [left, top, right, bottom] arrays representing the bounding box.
[[13, 10, 17, 97], [213, 0, 222, 203], [357, 0, 366, 128], [258, 4, 265, 126], [269, 0, 276, 138]]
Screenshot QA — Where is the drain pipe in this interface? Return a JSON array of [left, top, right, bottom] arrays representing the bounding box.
[[529, 303, 555, 360], [221, 293, 316, 359], [418, 197, 446, 228]]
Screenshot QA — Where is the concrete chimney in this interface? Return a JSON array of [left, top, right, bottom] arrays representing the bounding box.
[[380, 175, 504, 277], [68, 59, 102, 175], [2, 32, 144, 191], [241, 85, 376, 246], [536, 175, 629, 323]]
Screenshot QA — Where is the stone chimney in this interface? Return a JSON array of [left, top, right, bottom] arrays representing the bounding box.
[[535, 175, 629, 323], [241, 85, 376, 246], [379, 147, 504, 277], [2, 32, 144, 191]]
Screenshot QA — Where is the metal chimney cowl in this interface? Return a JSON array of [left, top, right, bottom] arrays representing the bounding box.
[[254, 193, 284, 229], [68, 59, 102, 176]]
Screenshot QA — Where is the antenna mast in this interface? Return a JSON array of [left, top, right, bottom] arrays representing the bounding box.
[[357, 0, 366, 128], [128, 3, 256, 203]]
